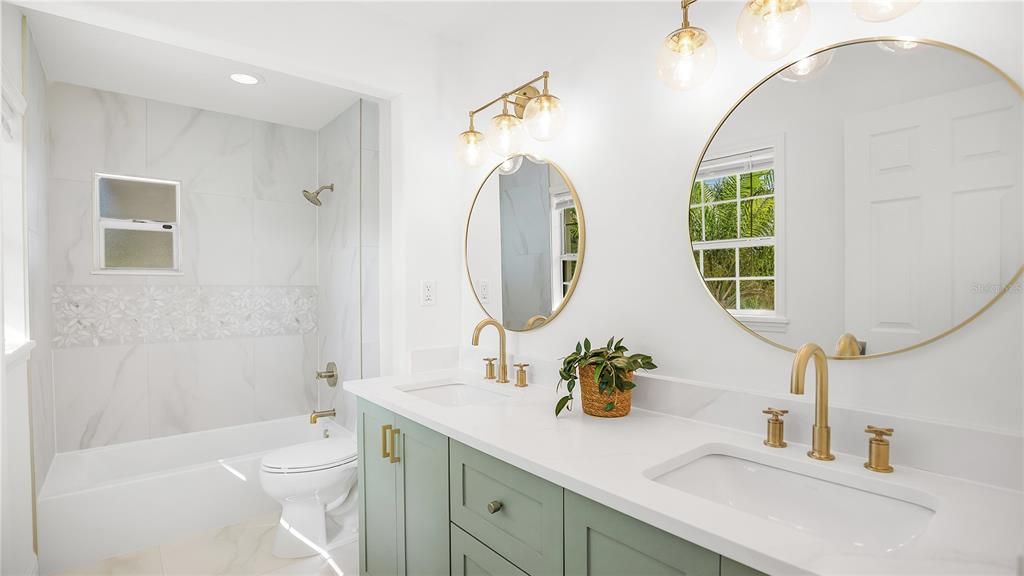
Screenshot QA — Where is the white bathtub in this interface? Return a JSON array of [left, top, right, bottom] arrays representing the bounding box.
[[37, 415, 349, 575]]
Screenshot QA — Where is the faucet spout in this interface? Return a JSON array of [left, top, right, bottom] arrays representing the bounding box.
[[790, 343, 834, 461], [472, 318, 509, 383]]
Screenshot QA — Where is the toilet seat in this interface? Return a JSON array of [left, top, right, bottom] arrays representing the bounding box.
[[261, 437, 357, 474]]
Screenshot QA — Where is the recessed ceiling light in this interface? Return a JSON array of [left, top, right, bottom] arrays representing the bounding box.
[[230, 73, 261, 85]]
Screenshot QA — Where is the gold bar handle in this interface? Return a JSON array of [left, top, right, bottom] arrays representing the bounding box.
[[390, 428, 401, 464], [381, 424, 392, 459]]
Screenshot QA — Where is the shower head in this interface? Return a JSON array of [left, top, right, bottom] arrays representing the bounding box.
[[303, 183, 334, 206]]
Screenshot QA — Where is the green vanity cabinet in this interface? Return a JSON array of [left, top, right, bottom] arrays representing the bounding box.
[[450, 441, 564, 576], [564, 491, 720, 576], [358, 399, 450, 576], [720, 557, 768, 576], [451, 524, 530, 576]]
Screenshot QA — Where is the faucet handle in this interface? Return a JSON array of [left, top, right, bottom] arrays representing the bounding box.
[[482, 357, 497, 380], [864, 425, 894, 473], [513, 363, 529, 388], [762, 407, 788, 448], [865, 425, 893, 439]]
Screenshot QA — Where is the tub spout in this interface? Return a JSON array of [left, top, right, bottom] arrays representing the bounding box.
[[309, 409, 336, 424]]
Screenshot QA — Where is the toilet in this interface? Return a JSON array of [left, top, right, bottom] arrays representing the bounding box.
[[259, 435, 359, 558]]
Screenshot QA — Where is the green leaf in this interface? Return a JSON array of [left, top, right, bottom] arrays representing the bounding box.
[[623, 381, 637, 391], [576, 341, 582, 355], [567, 380, 576, 392], [555, 395, 571, 416], [603, 402, 616, 412], [584, 338, 591, 353], [607, 336, 615, 349]]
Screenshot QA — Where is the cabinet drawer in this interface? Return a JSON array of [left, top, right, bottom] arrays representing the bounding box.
[[564, 491, 719, 576], [451, 524, 529, 576], [450, 441, 563, 576]]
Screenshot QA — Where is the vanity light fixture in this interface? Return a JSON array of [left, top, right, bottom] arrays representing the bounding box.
[[229, 73, 261, 85], [736, 0, 811, 61], [657, 0, 717, 90], [778, 50, 834, 82], [457, 71, 566, 166], [851, 0, 919, 22], [878, 39, 919, 53]]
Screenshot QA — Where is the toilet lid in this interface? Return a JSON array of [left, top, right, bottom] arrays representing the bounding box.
[[261, 437, 357, 473]]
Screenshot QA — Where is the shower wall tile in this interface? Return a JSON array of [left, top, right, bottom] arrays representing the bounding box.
[[48, 82, 146, 183], [360, 99, 380, 152], [253, 334, 317, 421], [145, 101, 253, 198], [148, 339, 256, 438], [253, 200, 317, 286], [191, 193, 254, 285], [253, 123, 317, 204], [53, 344, 149, 451], [317, 102, 362, 389], [360, 149, 380, 248]]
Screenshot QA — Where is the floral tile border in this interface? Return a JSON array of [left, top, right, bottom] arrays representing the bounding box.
[[53, 285, 317, 348]]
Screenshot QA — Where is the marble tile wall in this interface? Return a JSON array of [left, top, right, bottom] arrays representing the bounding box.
[[316, 99, 379, 430], [46, 82, 320, 451]]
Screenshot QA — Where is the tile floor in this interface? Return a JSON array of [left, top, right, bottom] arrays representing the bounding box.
[[53, 513, 358, 576]]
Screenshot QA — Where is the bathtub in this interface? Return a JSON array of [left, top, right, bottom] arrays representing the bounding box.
[[37, 415, 350, 575]]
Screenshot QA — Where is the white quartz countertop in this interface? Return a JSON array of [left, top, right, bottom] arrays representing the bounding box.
[[346, 369, 1022, 575]]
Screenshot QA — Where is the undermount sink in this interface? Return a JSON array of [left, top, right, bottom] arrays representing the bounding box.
[[646, 444, 935, 553], [397, 381, 509, 407]]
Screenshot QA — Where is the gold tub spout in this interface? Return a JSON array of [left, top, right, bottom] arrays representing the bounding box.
[[791, 343, 835, 461], [309, 409, 336, 424], [472, 318, 509, 383]]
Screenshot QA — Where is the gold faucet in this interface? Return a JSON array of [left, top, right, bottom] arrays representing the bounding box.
[[472, 318, 509, 383], [790, 343, 834, 461], [309, 408, 336, 424]]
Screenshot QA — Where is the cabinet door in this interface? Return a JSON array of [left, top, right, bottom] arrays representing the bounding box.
[[396, 415, 450, 576], [358, 400, 398, 576], [720, 557, 768, 576], [564, 491, 719, 576], [451, 524, 530, 576]]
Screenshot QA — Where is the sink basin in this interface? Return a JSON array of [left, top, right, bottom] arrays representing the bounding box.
[[647, 445, 935, 553], [397, 381, 508, 407]]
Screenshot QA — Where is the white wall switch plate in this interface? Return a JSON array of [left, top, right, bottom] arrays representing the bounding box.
[[421, 280, 436, 306]]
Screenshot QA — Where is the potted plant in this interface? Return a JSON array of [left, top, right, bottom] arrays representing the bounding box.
[[555, 337, 656, 418]]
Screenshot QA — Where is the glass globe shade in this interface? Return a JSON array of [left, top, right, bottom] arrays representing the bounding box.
[[487, 112, 526, 156], [457, 129, 486, 167], [851, 0, 919, 22], [736, 0, 811, 61], [878, 39, 919, 53], [778, 50, 834, 82], [523, 94, 567, 141], [657, 26, 717, 90]]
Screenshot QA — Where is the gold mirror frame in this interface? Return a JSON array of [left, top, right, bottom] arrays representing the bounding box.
[[688, 36, 1024, 360], [465, 155, 586, 332]]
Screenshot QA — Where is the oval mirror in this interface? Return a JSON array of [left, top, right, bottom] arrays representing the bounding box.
[[466, 155, 585, 331], [689, 39, 1022, 358]]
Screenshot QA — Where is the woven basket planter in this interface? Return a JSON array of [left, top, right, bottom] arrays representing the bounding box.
[[579, 365, 633, 418]]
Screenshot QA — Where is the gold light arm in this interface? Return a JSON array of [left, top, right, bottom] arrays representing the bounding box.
[[469, 71, 550, 116]]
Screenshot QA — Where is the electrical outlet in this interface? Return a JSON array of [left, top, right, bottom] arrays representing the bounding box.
[[421, 280, 436, 306], [478, 280, 489, 303]]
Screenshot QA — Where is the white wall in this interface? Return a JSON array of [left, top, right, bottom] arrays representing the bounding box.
[[46, 82, 319, 451], [451, 1, 1023, 434]]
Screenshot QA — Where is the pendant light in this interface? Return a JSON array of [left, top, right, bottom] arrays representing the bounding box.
[[657, 0, 717, 90], [736, 0, 811, 61], [456, 113, 486, 167], [486, 99, 526, 156], [852, 0, 919, 22], [523, 74, 566, 141]]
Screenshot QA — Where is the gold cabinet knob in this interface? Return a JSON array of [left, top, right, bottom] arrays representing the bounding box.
[[762, 407, 789, 448], [864, 425, 894, 473], [483, 357, 497, 380], [513, 363, 530, 388], [487, 500, 503, 514]]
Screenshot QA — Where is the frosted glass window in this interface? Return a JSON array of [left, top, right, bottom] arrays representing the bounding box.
[[103, 229, 175, 268], [94, 173, 180, 273]]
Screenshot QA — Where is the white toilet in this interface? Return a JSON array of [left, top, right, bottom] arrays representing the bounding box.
[[260, 435, 358, 558]]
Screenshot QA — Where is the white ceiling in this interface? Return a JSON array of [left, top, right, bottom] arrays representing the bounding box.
[[24, 8, 364, 130]]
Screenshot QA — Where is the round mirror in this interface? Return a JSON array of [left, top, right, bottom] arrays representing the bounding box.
[[466, 155, 585, 331], [689, 38, 1022, 359]]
